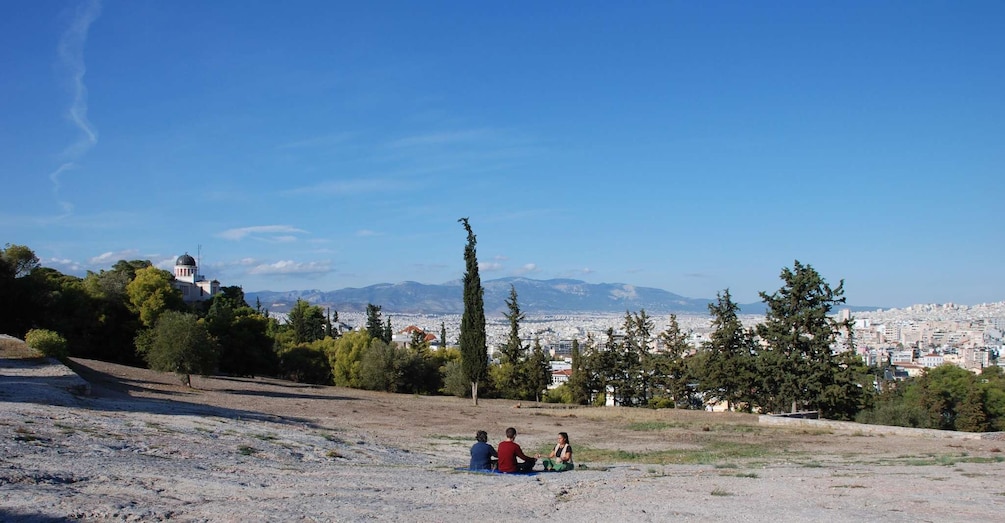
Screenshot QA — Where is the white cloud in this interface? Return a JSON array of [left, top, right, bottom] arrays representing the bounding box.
[[356, 229, 380, 237], [387, 129, 491, 149], [47, 163, 77, 218], [479, 261, 503, 272], [154, 257, 178, 270], [89, 249, 139, 265], [44, 257, 85, 273], [281, 178, 400, 197], [46, 0, 102, 217], [276, 132, 354, 150], [247, 260, 332, 277], [58, 0, 102, 159], [515, 263, 539, 275], [218, 225, 307, 241]]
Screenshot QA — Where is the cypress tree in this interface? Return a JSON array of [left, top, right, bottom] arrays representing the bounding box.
[[567, 338, 591, 405], [458, 218, 488, 405], [383, 316, 393, 344]]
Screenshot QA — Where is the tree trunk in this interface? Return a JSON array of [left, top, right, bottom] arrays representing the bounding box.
[[471, 381, 479, 406]]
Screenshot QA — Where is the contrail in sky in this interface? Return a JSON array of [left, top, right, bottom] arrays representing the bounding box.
[[48, 0, 102, 218]]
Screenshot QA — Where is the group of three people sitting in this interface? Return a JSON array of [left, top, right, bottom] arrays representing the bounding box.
[[470, 427, 573, 473]]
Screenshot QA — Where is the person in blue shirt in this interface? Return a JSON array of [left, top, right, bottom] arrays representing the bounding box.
[[469, 430, 498, 471]]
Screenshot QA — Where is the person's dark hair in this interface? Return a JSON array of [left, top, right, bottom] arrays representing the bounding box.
[[558, 432, 569, 444], [505, 427, 516, 439], [475, 430, 488, 443]]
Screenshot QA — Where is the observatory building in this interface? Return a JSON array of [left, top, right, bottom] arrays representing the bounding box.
[[172, 253, 220, 302]]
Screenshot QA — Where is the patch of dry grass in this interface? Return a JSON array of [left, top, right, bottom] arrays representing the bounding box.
[[0, 336, 42, 359]]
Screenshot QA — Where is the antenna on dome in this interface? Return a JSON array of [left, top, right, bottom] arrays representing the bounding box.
[[197, 244, 202, 279]]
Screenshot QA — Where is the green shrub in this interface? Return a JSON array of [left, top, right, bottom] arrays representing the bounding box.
[[648, 397, 676, 409], [544, 383, 573, 403], [855, 401, 930, 428], [25, 329, 69, 360], [277, 344, 332, 385]]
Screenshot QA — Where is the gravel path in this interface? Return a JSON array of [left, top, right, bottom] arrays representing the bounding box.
[[2, 357, 1004, 522]]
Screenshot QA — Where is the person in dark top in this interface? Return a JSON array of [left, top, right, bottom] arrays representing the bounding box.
[[541, 432, 573, 471], [469, 430, 497, 471], [497, 427, 535, 473]]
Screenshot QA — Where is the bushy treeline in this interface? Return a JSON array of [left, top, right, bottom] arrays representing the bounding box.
[[0, 244, 279, 380], [557, 261, 1004, 431], [856, 364, 1005, 432], [560, 261, 874, 421], [4, 243, 1001, 430], [0, 243, 461, 394]]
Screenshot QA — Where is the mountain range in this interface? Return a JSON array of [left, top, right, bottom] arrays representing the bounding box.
[[245, 277, 877, 316]]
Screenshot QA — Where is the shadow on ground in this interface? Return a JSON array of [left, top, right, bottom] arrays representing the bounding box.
[[0, 357, 350, 429]]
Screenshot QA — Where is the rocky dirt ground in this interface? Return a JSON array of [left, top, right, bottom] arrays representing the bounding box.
[[2, 350, 1005, 522]]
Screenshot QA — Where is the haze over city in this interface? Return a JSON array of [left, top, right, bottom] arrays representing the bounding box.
[[2, 1, 1002, 308]]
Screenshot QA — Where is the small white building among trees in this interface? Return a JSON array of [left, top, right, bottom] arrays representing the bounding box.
[[171, 253, 219, 302]]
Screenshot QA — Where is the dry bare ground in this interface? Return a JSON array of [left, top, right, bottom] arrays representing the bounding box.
[[2, 345, 1005, 521]]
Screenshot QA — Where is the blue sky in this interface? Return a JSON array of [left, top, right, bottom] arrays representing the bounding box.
[[2, 1, 1003, 308]]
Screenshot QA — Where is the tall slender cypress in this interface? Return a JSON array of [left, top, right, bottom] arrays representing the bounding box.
[[458, 218, 487, 405]]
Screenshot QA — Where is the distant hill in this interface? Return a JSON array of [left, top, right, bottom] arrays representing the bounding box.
[[246, 277, 776, 315]]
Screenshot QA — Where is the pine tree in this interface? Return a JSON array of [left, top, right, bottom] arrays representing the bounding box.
[[624, 310, 654, 405], [325, 307, 339, 338], [287, 298, 325, 344], [605, 310, 653, 407], [523, 337, 552, 402], [458, 218, 488, 405], [567, 338, 591, 405], [954, 388, 988, 432], [497, 285, 527, 398], [500, 285, 526, 366], [702, 290, 756, 411], [598, 327, 623, 405], [409, 328, 429, 354], [755, 261, 850, 415], [365, 303, 383, 341], [653, 314, 694, 408]]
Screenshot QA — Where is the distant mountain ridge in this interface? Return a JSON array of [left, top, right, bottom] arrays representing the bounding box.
[[246, 277, 786, 315]]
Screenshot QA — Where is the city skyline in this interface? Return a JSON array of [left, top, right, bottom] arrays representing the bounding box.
[[3, 2, 1003, 308]]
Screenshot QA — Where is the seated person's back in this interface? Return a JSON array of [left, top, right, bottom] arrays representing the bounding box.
[[497, 427, 535, 473], [469, 430, 497, 470]]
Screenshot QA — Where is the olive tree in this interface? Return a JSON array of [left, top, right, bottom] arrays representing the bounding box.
[[135, 311, 219, 387]]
